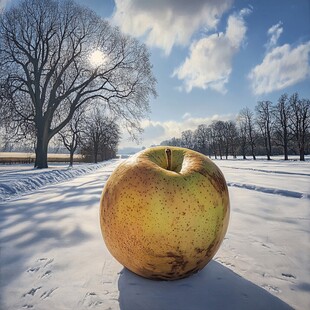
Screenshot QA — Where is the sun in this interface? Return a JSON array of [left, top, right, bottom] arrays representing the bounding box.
[[89, 50, 106, 67]]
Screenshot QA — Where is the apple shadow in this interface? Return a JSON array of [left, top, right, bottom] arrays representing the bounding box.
[[118, 260, 293, 310]]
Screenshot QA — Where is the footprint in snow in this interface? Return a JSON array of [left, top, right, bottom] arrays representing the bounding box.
[[81, 292, 104, 307], [41, 258, 54, 267], [23, 257, 57, 303], [23, 286, 42, 297], [41, 270, 52, 278], [26, 257, 54, 277], [40, 287, 58, 299], [281, 273, 296, 279], [27, 267, 40, 273]]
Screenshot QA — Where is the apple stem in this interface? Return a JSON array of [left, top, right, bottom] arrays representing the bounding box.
[[165, 148, 172, 170]]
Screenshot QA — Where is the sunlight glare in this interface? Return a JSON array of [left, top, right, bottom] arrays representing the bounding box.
[[89, 50, 106, 67]]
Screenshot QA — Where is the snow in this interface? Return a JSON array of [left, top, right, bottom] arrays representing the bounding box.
[[0, 158, 309, 309], [0, 161, 118, 202]]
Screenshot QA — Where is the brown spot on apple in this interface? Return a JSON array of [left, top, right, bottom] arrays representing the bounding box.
[[195, 247, 204, 254]]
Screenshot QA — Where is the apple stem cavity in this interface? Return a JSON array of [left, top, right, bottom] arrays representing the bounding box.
[[165, 148, 172, 171]]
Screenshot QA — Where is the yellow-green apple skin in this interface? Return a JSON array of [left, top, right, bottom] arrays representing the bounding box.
[[100, 146, 230, 280]]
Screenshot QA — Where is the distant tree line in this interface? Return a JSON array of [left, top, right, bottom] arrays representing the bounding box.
[[161, 92, 310, 161]]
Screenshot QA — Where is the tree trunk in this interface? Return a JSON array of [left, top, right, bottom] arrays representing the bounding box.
[[267, 129, 272, 160], [283, 126, 288, 160], [94, 144, 98, 163], [300, 146, 305, 161], [250, 134, 256, 160], [218, 144, 223, 159], [265, 137, 271, 160], [35, 132, 49, 169], [284, 140, 288, 160], [69, 151, 74, 167], [251, 144, 256, 160], [242, 142, 246, 159]]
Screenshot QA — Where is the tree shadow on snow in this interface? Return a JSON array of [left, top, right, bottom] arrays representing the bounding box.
[[0, 178, 105, 287], [118, 260, 293, 310]]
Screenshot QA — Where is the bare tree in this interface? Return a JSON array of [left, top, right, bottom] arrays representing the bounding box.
[[57, 107, 84, 167], [289, 93, 310, 161], [211, 121, 226, 159], [226, 121, 238, 159], [237, 113, 247, 159], [181, 130, 195, 150], [256, 101, 273, 160], [239, 108, 257, 160], [98, 117, 121, 161], [207, 122, 217, 159], [0, 0, 156, 168], [193, 124, 210, 155], [81, 106, 120, 163], [273, 94, 291, 160]]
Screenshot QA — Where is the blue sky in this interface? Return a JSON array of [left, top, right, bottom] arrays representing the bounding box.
[[2, 0, 310, 150]]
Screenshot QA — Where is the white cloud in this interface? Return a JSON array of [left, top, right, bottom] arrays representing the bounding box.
[[265, 22, 283, 50], [112, 0, 233, 55], [249, 39, 310, 95], [119, 113, 234, 148], [172, 9, 250, 93]]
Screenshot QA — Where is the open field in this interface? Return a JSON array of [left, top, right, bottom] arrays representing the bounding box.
[[0, 152, 84, 164]]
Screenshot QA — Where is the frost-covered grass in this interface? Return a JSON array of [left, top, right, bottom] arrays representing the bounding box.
[[0, 158, 309, 309]]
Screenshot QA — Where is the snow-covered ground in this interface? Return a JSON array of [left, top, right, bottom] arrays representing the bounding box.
[[0, 158, 309, 309], [0, 161, 116, 202]]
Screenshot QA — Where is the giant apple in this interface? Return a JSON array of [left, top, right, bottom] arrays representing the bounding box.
[[100, 146, 230, 280]]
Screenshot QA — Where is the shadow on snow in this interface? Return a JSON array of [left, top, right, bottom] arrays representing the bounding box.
[[0, 172, 108, 287], [118, 261, 293, 310]]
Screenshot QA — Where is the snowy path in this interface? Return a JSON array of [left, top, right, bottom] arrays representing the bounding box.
[[0, 159, 309, 309]]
